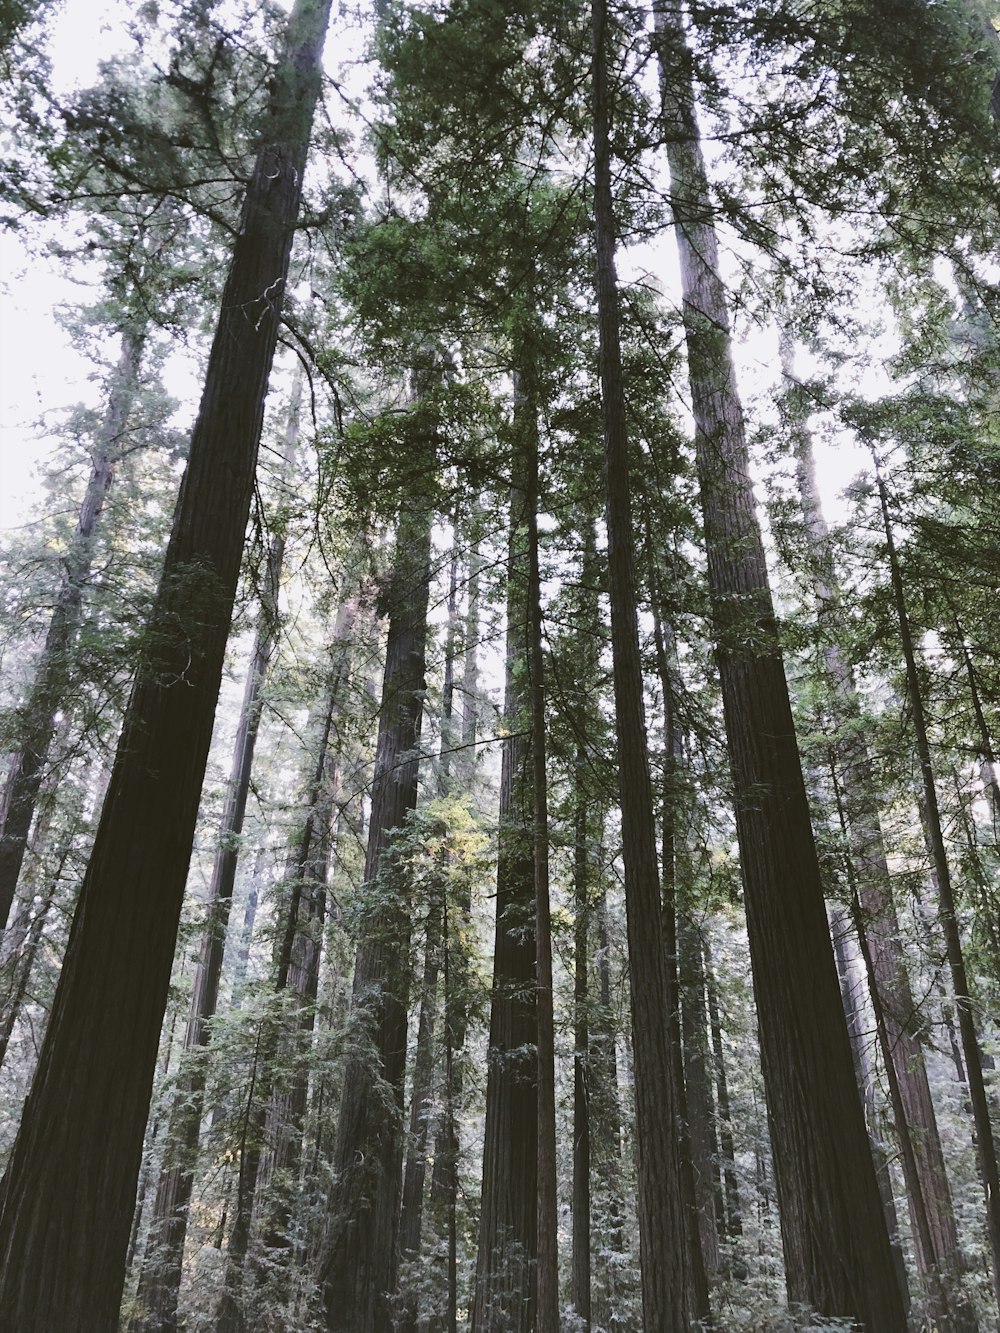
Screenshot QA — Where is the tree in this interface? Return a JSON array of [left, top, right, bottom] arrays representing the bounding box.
[[591, 0, 692, 1324], [0, 3, 333, 1326], [651, 2, 908, 1323]]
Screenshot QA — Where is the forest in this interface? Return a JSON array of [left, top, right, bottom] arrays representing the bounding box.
[[0, 0, 998, 1329]]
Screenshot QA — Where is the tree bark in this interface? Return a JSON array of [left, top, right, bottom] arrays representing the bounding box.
[[0, 6, 331, 1327], [592, 3, 690, 1324], [652, 6, 906, 1324]]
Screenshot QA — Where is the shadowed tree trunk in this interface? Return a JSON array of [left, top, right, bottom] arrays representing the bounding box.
[[652, 6, 906, 1323], [827, 903, 911, 1313], [0, 6, 332, 1327], [320, 396, 434, 1333], [591, 2, 691, 1324]]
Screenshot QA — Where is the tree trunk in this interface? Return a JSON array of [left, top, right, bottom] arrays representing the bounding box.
[[0, 321, 145, 930], [131, 380, 298, 1333], [472, 470, 537, 1333], [572, 746, 592, 1331], [320, 411, 434, 1333], [677, 918, 722, 1279], [649, 581, 713, 1314], [652, 7, 906, 1324], [591, 4, 690, 1325], [0, 6, 331, 1327], [874, 457, 1000, 1310]]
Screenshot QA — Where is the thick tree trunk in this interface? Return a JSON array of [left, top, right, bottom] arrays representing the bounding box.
[[782, 336, 969, 1313], [472, 471, 538, 1333], [0, 322, 145, 930], [131, 382, 298, 1333], [652, 7, 906, 1324], [0, 6, 331, 1328], [874, 459, 1000, 1310], [591, 4, 690, 1325], [320, 422, 434, 1333]]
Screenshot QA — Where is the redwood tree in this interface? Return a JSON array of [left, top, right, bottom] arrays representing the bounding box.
[[652, 2, 907, 1324]]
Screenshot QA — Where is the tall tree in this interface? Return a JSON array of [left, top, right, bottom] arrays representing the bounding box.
[[0, 4, 333, 1326], [591, 0, 691, 1324], [651, 2, 907, 1323]]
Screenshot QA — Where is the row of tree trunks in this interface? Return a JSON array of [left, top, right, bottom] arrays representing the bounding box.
[[0, 5, 333, 1327], [216, 604, 356, 1333], [428, 523, 481, 1333], [651, 4, 907, 1325]]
